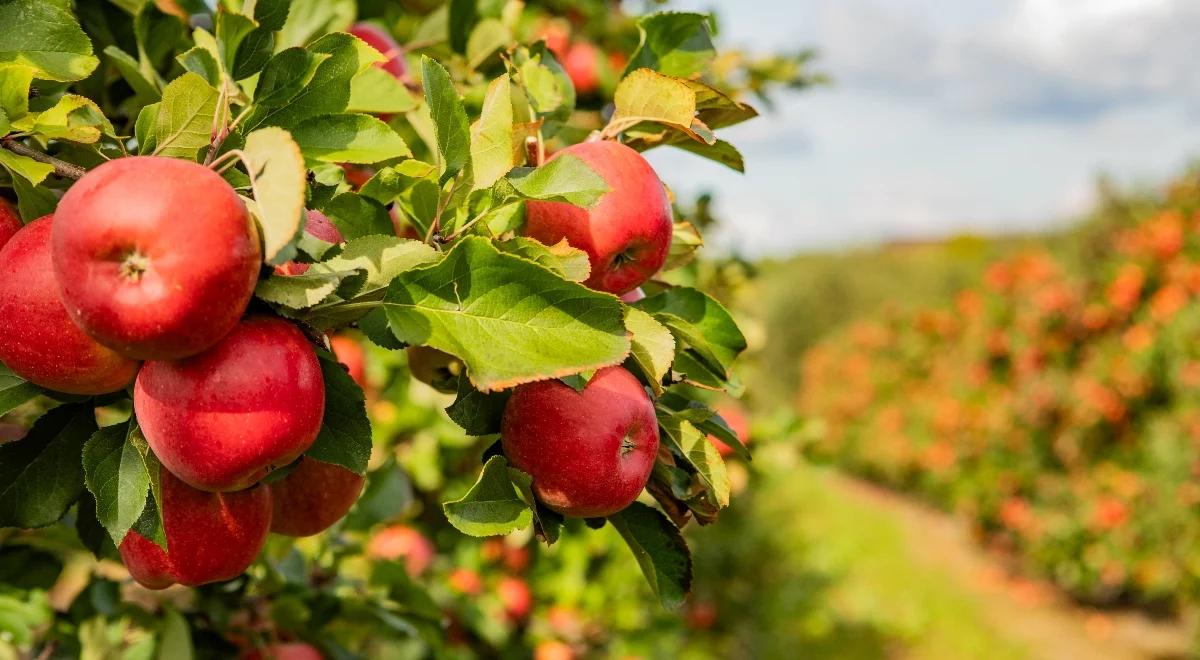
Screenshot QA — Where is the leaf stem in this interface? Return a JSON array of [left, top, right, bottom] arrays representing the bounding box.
[[0, 138, 88, 180]]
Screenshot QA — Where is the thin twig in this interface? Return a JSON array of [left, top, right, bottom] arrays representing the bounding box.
[[0, 139, 87, 180]]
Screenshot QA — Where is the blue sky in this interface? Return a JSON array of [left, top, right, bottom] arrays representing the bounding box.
[[640, 0, 1200, 255]]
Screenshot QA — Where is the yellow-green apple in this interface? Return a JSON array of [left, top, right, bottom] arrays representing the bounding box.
[[0, 216, 138, 394], [501, 366, 659, 517], [269, 457, 364, 537], [52, 156, 260, 360], [523, 141, 672, 294], [134, 316, 325, 492], [118, 469, 271, 589]]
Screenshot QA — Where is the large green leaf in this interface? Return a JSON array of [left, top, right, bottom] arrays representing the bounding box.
[[606, 68, 713, 145], [624, 12, 715, 79], [154, 72, 219, 159], [305, 353, 371, 474], [0, 405, 96, 529], [241, 126, 307, 262], [0, 0, 99, 82], [254, 47, 329, 107], [382, 237, 630, 392], [319, 191, 393, 240], [625, 307, 675, 395], [82, 422, 152, 546], [291, 113, 411, 164], [609, 502, 693, 609], [347, 67, 419, 115], [443, 456, 531, 536], [636, 287, 746, 378], [469, 74, 514, 191], [445, 376, 510, 436], [421, 56, 471, 184], [495, 238, 590, 283], [0, 366, 41, 417], [502, 153, 609, 208], [0, 63, 34, 122], [659, 415, 729, 508], [276, 0, 355, 50]]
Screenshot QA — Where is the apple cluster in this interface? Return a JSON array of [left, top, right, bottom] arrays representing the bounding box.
[[0, 156, 363, 589]]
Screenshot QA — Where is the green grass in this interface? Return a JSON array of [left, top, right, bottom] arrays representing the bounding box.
[[686, 443, 1030, 660]]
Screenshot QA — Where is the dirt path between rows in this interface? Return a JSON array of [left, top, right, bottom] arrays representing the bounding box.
[[830, 473, 1194, 660]]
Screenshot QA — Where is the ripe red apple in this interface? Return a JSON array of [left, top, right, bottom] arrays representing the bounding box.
[[406, 346, 462, 393], [0, 217, 139, 394], [269, 457, 364, 537], [348, 23, 407, 81], [134, 316, 325, 492], [535, 640, 575, 660], [501, 366, 659, 517], [0, 197, 21, 248], [448, 568, 483, 595], [497, 576, 532, 620], [330, 334, 367, 390], [242, 642, 323, 660], [563, 41, 600, 95], [52, 156, 261, 360], [366, 524, 435, 576], [536, 20, 570, 59], [524, 141, 672, 294], [119, 469, 271, 589], [709, 403, 750, 457], [275, 210, 344, 276], [341, 164, 375, 189]]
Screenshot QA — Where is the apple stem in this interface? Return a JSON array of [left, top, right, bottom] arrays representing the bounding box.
[[0, 138, 87, 180]]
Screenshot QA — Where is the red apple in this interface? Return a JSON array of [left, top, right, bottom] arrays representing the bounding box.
[[0, 217, 139, 394], [524, 141, 672, 294], [448, 568, 483, 595], [406, 346, 462, 393], [134, 316, 325, 492], [348, 23, 407, 81], [498, 576, 532, 620], [269, 457, 364, 537], [0, 197, 21, 248], [709, 403, 750, 457], [275, 210, 344, 276], [535, 640, 575, 660], [341, 164, 375, 189], [52, 156, 261, 360], [366, 524, 435, 576], [536, 20, 570, 59], [119, 468, 271, 589], [242, 642, 323, 660], [501, 366, 659, 517], [330, 334, 367, 390], [563, 41, 600, 95]]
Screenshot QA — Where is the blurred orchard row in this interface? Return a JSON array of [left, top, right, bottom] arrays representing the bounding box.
[[799, 172, 1200, 614]]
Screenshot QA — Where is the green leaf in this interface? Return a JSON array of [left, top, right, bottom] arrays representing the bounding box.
[[31, 94, 113, 144], [319, 191, 393, 240], [664, 221, 704, 271], [314, 234, 438, 298], [469, 74, 514, 191], [347, 67, 419, 115], [154, 72, 219, 159], [659, 416, 729, 508], [251, 0, 292, 31], [254, 47, 329, 107], [609, 501, 693, 609], [82, 422, 152, 546], [0, 149, 53, 186], [443, 456, 532, 536], [175, 46, 221, 86], [0, 366, 41, 417], [447, 0, 478, 54], [445, 376, 511, 436], [624, 12, 715, 79], [421, 56, 471, 184], [495, 237, 590, 283], [0, 0, 99, 82], [255, 271, 342, 310], [503, 153, 609, 207], [637, 288, 746, 378], [625, 307, 675, 395], [466, 19, 510, 70], [606, 68, 713, 145], [103, 46, 160, 100], [358, 160, 437, 204], [242, 126, 308, 262], [134, 102, 160, 154], [510, 44, 574, 127], [667, 137, 744, 173], [305, 353, 371, 474], [231, 27, 276, 81], [0, 63, 35, 122], [157, 607, 193, 660], [508, 468, 562, 545], [277, 0, 355, 50], [291, 113, 411, 163], [382, 237, 630, 392], [10, 172, 56, 220], [244, 32, 378, 132], [0, 404, 96, 529]]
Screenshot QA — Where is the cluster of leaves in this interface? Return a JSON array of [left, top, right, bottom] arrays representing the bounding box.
[[0, 0, 820, 656], [798, 172, 1200, 613]]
